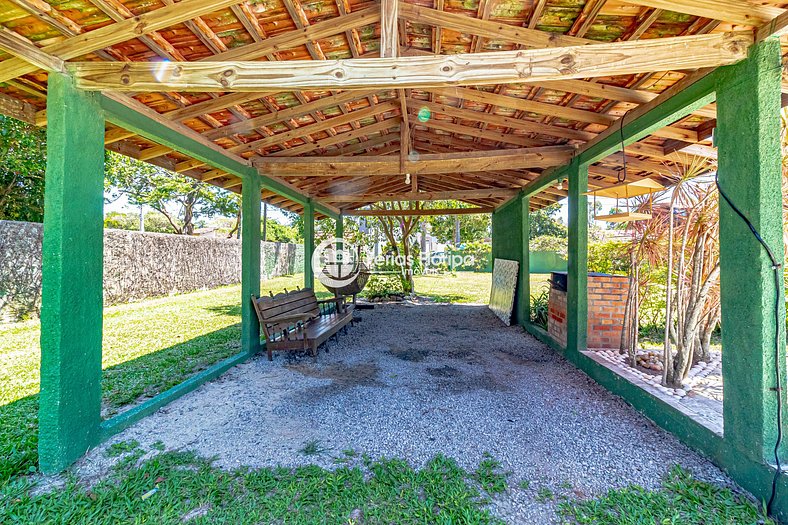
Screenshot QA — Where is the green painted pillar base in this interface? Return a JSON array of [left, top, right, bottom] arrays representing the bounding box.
[[566, 159, 588, 356], [39, 73, 105, 474], [491, 199, 524, 325], [241, 174, 262, 355], [304, 200, 315, 289], [716, 39, 787, 464]]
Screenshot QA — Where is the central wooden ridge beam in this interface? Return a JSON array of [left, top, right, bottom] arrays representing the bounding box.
[[323, 188, 519, 203], [345, 207, 494, 217], [66, 32, 752, 92], [255, 146, 575, 176]]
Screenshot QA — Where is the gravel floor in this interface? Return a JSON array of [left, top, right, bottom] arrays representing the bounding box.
[[77, 303, 733, 523]]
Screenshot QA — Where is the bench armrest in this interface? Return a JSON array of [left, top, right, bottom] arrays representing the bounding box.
[[265, 312, 313, 324]]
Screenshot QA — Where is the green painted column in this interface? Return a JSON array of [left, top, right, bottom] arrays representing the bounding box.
[[335, 213, 344, 256], [240, 174, 262, 356], [518, 196, 531, 327], [304, 200, 315, 289], [716, 39, 787, 463], [38, 73, 105, 474], [566, 159, 588, 356]]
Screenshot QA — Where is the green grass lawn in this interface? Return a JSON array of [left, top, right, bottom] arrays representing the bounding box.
[[0, 272, 491, 485], [0, 271, 775, 524], [413, 272, 492, 303], [0, 445, 772, 525]]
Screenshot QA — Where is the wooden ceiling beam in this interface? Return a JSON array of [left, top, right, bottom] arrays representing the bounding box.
[[204, 90, 379, 140], [255, 145, 575, 176], [345, 207, 494, 216], [200, 5, 379, 62], [398, 2, 592, 48], [407, 114, 545, 148], [623, 0, 783, 27], [166, 92, 277, 122], [426, 86, 615, 126], [231, 100, 399, 155], [0, 0, 247, 83], [409, 98, 595, 141], [322, 133, 400, 156], [67, 32, 753, 92], [524, 79, 657, 105], [269, 117, 401, 157]]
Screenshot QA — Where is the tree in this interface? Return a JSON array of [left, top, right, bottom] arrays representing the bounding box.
[[105, 152, 235, 235], [529, 203, 567, 238], [104, 211, 176, 233], [367, 202, 421, 293], [424, 201, 491, 244], [0, 115, 46, 222]]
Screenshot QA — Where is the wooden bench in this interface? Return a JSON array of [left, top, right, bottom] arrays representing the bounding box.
[[251, 288, 354, 361]]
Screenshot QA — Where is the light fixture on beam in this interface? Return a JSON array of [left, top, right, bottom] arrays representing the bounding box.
[[583, 111, 663, 223], [584, 178, 663, 223]]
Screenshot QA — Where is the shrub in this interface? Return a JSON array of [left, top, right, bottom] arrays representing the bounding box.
[[530, 235, 567, 259], [363, 272, 403, 299], [587, 239, 630, 275], [530, 289, 550, 329], [462, 241, 492, 272]]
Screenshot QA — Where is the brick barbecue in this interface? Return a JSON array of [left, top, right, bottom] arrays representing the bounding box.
[[547, 272, 629, 350]]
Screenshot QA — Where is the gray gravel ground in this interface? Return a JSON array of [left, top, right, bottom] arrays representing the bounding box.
[[76, 303, 734, 523]]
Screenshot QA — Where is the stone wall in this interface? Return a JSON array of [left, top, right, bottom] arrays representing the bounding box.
[[0, 220, 304, 322]]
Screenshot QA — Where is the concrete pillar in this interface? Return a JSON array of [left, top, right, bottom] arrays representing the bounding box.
[[716, 39, 787, 463], [240, 174, 261, 356], [304, 200, 315, 289], [518, 196, 531, 327], [566, 160, 589, 357], [335, 213, 344, 248], [38, 73, 105, 473]]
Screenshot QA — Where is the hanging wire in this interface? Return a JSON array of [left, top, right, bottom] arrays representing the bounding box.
[[716, 172, 784, 516], [618, 109, 633, 184]]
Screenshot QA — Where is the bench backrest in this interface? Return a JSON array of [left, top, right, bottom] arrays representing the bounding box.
[[252, 288, 320, 341]]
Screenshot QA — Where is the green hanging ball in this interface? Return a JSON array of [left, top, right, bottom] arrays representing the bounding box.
[[417, 107, 431, 122]]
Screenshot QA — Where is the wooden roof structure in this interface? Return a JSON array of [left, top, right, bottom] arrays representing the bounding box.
[[1, 0, 787, 215]]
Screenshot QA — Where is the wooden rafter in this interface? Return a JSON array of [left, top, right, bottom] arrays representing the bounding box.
[[345, 207, 494, 216], [0, 0, 248, 83], [323, 188, 519, 203], [255, 146, 575, 176], [66, 32, 752, 92]]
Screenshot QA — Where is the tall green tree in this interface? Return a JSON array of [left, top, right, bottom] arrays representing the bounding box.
[[105, 152, 236, 235], [0, 116, 46, 222], [529, 202, 567, 238], [423, 201, 491, 244]]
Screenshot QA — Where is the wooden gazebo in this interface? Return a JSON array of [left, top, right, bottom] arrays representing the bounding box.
[[1, 0, 787, 518]]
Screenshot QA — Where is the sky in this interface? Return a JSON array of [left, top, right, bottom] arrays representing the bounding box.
[[104, 192, 293, 225]]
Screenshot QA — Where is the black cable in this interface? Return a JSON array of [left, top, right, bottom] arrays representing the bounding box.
[[715, 172, 784, 515]]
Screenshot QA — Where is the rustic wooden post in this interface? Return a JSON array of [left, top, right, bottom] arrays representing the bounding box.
[[240, 173, 261, 356], [716, 38, 787, 464], [38, 73, 105, 473]]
